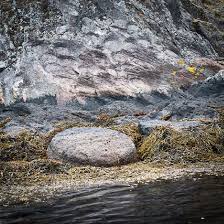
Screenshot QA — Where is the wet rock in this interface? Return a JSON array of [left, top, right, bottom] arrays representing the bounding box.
[[191, 70, 224, 97], [0, 84, 4, 104], [2, 103, 31, 116], [159, 95, 218, 120], [48, 127, 137, 166], [0, 102, 96, 135], [0, 61, 6, 70], [193, 58, 224, 74], [182, 0, 224, 56], [192, 19, 224, 57], [139, 119, 203, 135]]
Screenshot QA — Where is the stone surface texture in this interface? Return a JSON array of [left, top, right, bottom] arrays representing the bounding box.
[[0, 0, 223, 105], [47, 127, 138, 166], [0, 0, 223, 138]]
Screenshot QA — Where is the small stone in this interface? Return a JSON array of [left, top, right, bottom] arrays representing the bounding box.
[[0, 61, 6, 69], [47, 127, 138, 167]]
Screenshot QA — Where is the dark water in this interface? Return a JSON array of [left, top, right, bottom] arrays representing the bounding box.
[[1, 176, 224, 224]]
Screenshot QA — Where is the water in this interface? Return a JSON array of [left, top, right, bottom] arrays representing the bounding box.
[[1, 176, 224, 224]]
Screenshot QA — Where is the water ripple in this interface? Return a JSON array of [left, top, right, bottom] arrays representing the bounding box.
[[1, 176, 224, 224]]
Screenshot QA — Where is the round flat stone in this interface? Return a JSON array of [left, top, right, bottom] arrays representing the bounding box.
[[47, 127, 137, 166]]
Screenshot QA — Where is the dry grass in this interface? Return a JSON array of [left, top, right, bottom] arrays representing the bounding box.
[[160, 113, 172, 121], [0, 117, 12, 128], [0, 119, 80, 184], [0, 121, 142, 185], [96, 113, 118, 126], [0, 119, 94, 162], [217, 108, 224, 128]]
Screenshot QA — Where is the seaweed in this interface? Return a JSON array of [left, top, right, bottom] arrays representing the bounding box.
[[0, 131, 47, 162], [1, 109, 224, 186], [110, 123, 143, 147], [138, 125, 224, 164]]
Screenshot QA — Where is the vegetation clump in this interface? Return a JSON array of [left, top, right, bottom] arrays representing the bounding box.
[[0, 118, 78, 184], [110, 123, 142, 147], [0, 117, 12, 128], [0, 131, 47, 162], [0, 159, 68, 185], [138, 124, 224, 164], [96, 113, 118, 126]]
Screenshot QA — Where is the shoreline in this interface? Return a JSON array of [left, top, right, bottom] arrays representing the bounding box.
[[1, 106, 224, 207], [1, 162, 224, 207]]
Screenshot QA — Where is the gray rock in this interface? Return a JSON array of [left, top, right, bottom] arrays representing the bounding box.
[[140, 119, 203, 135], [0, 0, 222, 105], [0, 0, 223, 135], [0, 102, 96, 134], [0, 61, 6, 69], [191, 70, 224, 97], [47, 127, 138, 166]]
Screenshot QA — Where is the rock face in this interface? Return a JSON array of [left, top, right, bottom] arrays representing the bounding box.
[[0, 0, 223, 137], [0, 0, 223, 105], [191, 70, 224, 97], [47, 127, 138, 166]]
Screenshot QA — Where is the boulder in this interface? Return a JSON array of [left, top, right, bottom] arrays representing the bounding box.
[[47, 127, 137, 166]]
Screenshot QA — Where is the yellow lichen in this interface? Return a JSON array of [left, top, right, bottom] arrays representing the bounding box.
[[178, 58, 185, 66], [187, 66, 197, 75]]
